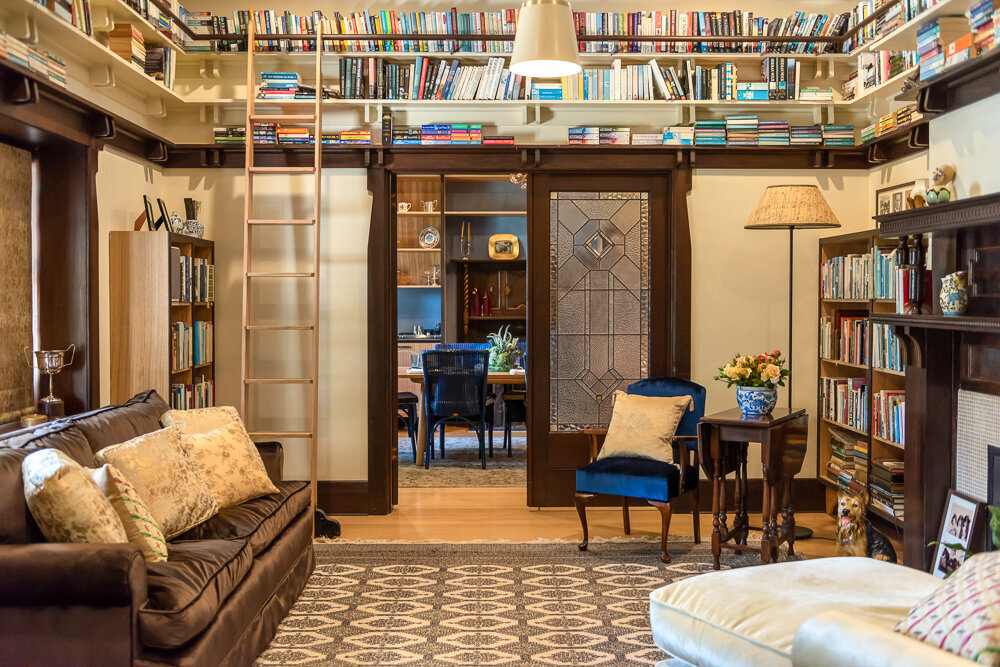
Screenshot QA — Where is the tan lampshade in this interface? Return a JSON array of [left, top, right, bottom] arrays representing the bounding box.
[[745, 185, 841, 230], [510, 0, 582, 78]]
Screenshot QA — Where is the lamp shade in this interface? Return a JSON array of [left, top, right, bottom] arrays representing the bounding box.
[[510, 0, 582, 78], [745, 185, 841, 230]]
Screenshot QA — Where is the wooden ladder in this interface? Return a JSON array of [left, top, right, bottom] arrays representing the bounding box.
[[241, 22, 326, 530]]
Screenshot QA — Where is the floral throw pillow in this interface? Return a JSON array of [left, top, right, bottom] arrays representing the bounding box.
[[895, 551, 1000, 665], [22, 448, 128, 545], [596, 391, 692, 463], [90, 463, 168, 562], [179, 419, 279, 508], [160, 405, 240, 434]]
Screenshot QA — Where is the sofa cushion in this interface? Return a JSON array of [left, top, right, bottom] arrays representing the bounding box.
[[160, 405, 240, 434], [576, 456, 696, 503], [178, 420, 279, 508], [90, 464, 168, 562], [175, 481, 309, 557], [73, 389, 169, 455], [140, 538, 252, 650], [649, 557, 941, 667]]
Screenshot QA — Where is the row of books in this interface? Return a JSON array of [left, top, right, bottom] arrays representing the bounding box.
[[870, 458, 904, 519], [339, 56, 520, 101], [844, 0, 934, 52], [873, 389, 906, 445], [971, 0, 999, 54], [568, 127, 630, 145], [872, 322, 905, 372], [170, 320, 214, 369], [392, 124, 488, 145], [861, 104, 923, 142], [822, 252, 875, 299], [0, 30, 68, 89], [821, 376, 869, 432], [170, 379, 215, 411], [249, 122, 368, 145], [918, 17, 971, 81], [844, 50, 916, 102], [109, 24, 147, 70], [43, 0, 93, 36], [170, 250, 214, 303], [821, 315, 869, 366]]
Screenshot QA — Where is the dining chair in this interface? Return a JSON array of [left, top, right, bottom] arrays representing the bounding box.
[[421, 350, 491, 469], [499, 341, 528, 456], [574, 377, 707, 563], [435, 343, 495, 456], [397, 391, 419, 460]]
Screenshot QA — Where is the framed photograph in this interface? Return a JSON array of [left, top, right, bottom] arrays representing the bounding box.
[[156, 198, 173, 232], [932, 490, 983, 578], [488, 233, 520, 260], [875, 181, 915, 217], [143, 195, 157, 231]]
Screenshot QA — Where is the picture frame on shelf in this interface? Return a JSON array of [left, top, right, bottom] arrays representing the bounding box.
[[875, 181, 915, 217], [488, 233, 520, 260], [157, 199, 174, 232], [931, 490, 983, 578], [143, 195, 158, 231]]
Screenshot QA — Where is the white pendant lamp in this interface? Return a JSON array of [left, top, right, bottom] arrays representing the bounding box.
[[510, 0, 582, 78]]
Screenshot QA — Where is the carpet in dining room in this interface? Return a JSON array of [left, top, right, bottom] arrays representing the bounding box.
[[398, 435, 527, 488]]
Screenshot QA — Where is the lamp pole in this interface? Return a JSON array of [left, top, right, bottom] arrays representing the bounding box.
[[787, 227, 794, 412]]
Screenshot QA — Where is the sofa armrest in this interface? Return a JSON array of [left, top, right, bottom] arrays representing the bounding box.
[[792, 610, 970, 667], [255, 440, 284, 483], [0, 543, 147, 607]]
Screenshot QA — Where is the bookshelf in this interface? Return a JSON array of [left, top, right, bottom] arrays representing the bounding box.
[[110, 231, 215, 409], [817, 230, 906, 546], [396, 175, 445, 339]]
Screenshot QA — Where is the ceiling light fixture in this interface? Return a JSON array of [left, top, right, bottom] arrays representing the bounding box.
[[510, 0, 582, 79]]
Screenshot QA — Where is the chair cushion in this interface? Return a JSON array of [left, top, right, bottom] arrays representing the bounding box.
[[649, 557, 941, 667], [597, 391, 692, 463], [174, 481, 309, 557], [575, 456, 696, 503], [140, 538, 252, 649], [398, 392, 419, 404], [72, 389, 170, 455]]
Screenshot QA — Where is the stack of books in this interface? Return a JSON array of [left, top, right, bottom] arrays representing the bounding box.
[[631, 133, 663, 145], [917, 17, 969, 81], [568, 127, 600, 145], [694, 120, 726, 145], [798, 86, 835, 101], [822, 124, 855, 146], [277, 127, 311, 144], [182, 10, 215, 52], [853, 436, 869, 488], [214, 127, 247, 144], [821, 376, 869, 432], [253, 122, 278, 144], [392, 128, 421, 145], [109, 24, 146, 70], [334, 130, 370, 144], [662, 125, 694, 146], [258, 71, 299, 99], [758, 120, 790, 146], [10, 38, 68, 89], [871, 459, 904, 520], [2, 31, 26, 68], [872, 323, 905, 372], [483, 135, 515, 145], [725, 115, 759, 146], [790, 125, 823, 145], [873, 390, 906, 444], [736, 82, 769, 101], [418, 124, 484, 145], [971, 0, 998, 53], [826, 429, 856, 491], [599, 128, 630, 145]]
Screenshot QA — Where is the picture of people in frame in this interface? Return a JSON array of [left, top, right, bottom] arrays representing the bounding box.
[[932, 491, 982, 578]]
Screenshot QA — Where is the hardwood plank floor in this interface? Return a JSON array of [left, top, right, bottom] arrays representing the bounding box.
[[334, 487, 841, 559]]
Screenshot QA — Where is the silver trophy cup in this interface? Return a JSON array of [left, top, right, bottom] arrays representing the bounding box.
[[24, 344, 75, 418]]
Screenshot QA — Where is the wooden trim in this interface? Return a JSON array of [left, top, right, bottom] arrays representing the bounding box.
[[911, 47, 1000, 117], [316, 480, 370, 515], [877, 192, 1000, 237]]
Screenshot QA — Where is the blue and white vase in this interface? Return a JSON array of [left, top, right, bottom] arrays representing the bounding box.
[[939, 271, 968, 317], [736, 385, 778, 416], [183, 219, 205, 238]]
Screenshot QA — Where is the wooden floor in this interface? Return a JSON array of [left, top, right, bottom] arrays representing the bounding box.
[[334, 487, 840, 559]]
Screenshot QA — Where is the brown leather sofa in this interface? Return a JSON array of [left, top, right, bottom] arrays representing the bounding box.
[[0, 390, 315, 666]]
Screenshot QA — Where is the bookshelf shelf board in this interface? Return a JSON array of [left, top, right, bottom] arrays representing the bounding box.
[[821, 358, 869, 371], [853, 0, 978, 54], [822, 298, 872, 304], [874, 367, 906, 377], [821, 417, 869, 437], [397, 247, 441, 252], [819, 476, 839, 491], [172, 367, 192, 374], [872, 312, 1000, 334], [900, 47, 1000, 117], [453, 258, 527, 265], [397, 284, 441, 288], [397, 211, 441, 216], [89, 0, 184, 54], [468, 314, 526, 321], [193, 362, 213, 369], [868, 503, 905, 528], [872, 434, 905, 449], [171, 301, 191, 307], [848, 66, 919, 105], [876, 191, 1000, 237], [446, 211, 527, 216]]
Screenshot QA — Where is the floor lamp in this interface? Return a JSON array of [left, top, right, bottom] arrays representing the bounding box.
[[746, 185, 841, 540]]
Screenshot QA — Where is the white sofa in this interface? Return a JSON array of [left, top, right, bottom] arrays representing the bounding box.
[[649, 557, 972, 667]]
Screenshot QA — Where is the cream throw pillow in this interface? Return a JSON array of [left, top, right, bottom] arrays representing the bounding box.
[[161, 405, 240, 434], [895, 552, 1000, 665], [95, 427, 218, 539], [22, 449, 129, 545], [90, 464, 168, 562], [179, 420, 279, 508], [596, 391, 692, 463]]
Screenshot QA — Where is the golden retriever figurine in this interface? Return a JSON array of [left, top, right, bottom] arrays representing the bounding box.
[[836, 491, 897, 562]]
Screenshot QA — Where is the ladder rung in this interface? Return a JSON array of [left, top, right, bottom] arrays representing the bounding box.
[[249, 167, 316, 174], [246, 272, 316, 278], [245, 325, 316, 331], [250, 114, 316, 122], [247, 218, 316, 226], [249, 431, 313, 438], [244, 378, 315, 385]]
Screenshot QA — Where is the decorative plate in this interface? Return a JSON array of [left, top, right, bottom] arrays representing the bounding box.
[[418, 227, 440, 249]]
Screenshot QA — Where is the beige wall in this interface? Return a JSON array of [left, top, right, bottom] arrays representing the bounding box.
[[928, 92, 1000, 198]]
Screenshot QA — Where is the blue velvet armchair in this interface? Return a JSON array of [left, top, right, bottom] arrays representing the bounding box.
[[575, 377, 707, 563]]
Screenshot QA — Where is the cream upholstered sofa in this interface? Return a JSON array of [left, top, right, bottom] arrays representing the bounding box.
[[649, 557, 972, 666]]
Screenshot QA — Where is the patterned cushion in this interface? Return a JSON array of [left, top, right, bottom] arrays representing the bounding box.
[[178, 420, 280, 509], [90, 463, 168, 562], [597, 391, 692, 463], [21, 449, 128, 545], [895, 551, 1000, 665], [95, 427, 218, 539], [160, 406, 240, 435]]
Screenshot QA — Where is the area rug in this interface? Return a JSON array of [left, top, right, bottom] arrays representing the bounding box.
[[398, 436, 527, 488], [257, 539, 801, 666]]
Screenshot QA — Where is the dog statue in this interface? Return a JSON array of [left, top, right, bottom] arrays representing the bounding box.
[[836, 491, 897, 563]]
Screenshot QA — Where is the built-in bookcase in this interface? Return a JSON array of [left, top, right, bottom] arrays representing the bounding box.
[[110, 231, 215, 410], [817, 230, 906, 549]]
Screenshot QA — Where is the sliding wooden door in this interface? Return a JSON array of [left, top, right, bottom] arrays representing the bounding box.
[[526, 172, 691, 507]]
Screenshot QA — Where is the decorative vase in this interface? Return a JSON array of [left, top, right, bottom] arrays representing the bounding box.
[[736, 385, 777, 416], [939, 270, 968, 317], [489, 351, 515, 372], [183, 219, 205, 238]]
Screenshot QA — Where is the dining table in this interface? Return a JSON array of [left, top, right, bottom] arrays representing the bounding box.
[[397, 366, 527, 466]]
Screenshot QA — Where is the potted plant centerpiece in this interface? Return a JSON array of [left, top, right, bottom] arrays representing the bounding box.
[[714, 350, 789, 416], [487, 325, 520, 372]]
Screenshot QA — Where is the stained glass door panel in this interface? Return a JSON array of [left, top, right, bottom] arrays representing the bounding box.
[[549, 192, 649, 430]]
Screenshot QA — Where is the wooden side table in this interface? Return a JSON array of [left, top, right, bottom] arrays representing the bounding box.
[[698, 407, 808, 570]]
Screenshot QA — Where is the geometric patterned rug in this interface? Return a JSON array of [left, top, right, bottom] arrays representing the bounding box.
[[257, 539, 801, 665], [398, 436, 527, 488]]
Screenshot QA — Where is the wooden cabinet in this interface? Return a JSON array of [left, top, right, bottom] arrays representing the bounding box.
[[396, 341, 437, 394]]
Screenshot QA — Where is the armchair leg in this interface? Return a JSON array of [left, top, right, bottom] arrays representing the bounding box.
[[691, 484, 701, 544], [575, 493, 595, 551], [648, 500, 674, 564], [622, 498, 631, 535]]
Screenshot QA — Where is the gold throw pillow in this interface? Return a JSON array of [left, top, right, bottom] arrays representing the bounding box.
[[22, 448, 129, 545], [179, 420, 280, 508], [160, 405, 240, 434], [95, 427, 218, 539], [596, 391, 692, 463], [90, 463, 168, 562]]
